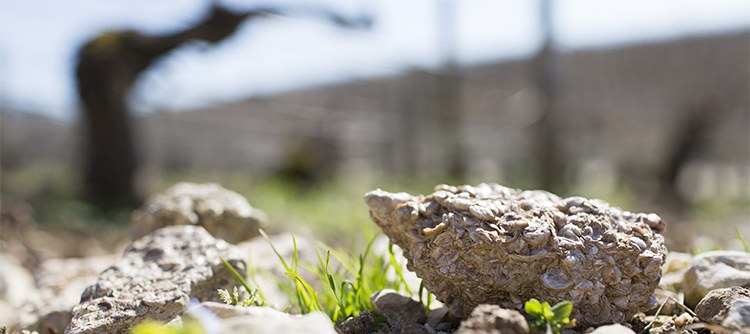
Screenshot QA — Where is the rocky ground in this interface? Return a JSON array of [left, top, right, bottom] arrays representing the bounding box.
[[1, 183, 749, 334]]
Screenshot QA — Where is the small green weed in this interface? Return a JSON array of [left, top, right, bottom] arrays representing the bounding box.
[[525, 299, 575, 334]]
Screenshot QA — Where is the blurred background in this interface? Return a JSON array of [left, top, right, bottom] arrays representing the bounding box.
[[1, 0, 748, 259]]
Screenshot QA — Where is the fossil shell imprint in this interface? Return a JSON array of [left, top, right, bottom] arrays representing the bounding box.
[[364, 183, 667, 328]]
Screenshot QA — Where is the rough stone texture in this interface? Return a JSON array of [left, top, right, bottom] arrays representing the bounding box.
[[721, 299, 750, 332], [16, 255, 116, 334], [589, 324, 635, 334], [455, 304, 528, 334], [647, 317, 675, 334], [371, 289, 427, 327], [364, 183, 667, 327], [682, 251, 750, 308], [377, 323, 435, 334], [131, 182, 267, 244], [694, 286, 750, 325], [66, 226, 246, 334], [335, 311, 375, 334]]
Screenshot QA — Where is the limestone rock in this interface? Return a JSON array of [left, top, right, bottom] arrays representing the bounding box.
[[189, 300, 336, 334], [131, 182, 267, 244], [658, 270, 685, 292], [694, 286, 750, 325], [722, 299, 750, 332], [220, 308, 337, 334], [0, 253, 35, 308], [16, 255, 116, 334], [662, 251, 691, 274], [66, 226, 246, 334], [455, 304, 528, 334], [364, 183, 667, 327], [0, 300, 16, 330], [682, 251, 750, 308], [0, 253, 35, 327], [371, 289, 427, 327], [658, 251, 691, 292], [589, 324, 635, 334]]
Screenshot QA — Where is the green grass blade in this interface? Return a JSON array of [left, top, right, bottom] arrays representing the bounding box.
[[322, 250, 347, 321], [245, 250, 266, 301], [293, 234, 299, 273], [735, 226, 749, 253], [426, 290, 432, 310], [220, 257, 255, 299], [323, 251, 342, 305], [388, 243, 411, 295], [418, 281, 426, 311], [356, 232, 380, 292], [286, 272, 322, 312], [315, 241, 357, 275], [362, 231, 380, 262], [259, 229, 291, 272]]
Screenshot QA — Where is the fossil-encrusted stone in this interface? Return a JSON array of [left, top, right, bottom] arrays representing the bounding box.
[[364, 183, 667, 328]]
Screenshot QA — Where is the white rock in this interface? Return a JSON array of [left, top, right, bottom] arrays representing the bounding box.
[[220, 309, 336, 334], [722, 299, 750, 332], [682, 251, 750, 308], [589, 324, 636, 334], [131, 182, 267, 244], [0, 253, 35, 330], [16, 255, 116, 334], [0, 253, 35, 307], [66, 226, 246, 334], [663, 251, 692, 274]]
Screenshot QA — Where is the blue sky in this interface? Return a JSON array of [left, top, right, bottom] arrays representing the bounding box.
[[0, 0, 748, 120]]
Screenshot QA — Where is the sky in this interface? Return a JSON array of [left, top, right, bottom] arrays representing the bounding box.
[[0, 0, 748, 120]]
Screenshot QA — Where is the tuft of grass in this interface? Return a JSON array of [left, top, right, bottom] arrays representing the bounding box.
[[219, 257, 268, 307], [220, 229, 431, 323]]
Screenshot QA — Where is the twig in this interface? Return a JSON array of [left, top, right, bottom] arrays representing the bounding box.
[[639, 297, 668, 334], [684, 322, 733, 334], [667, 296, 696, 317]]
